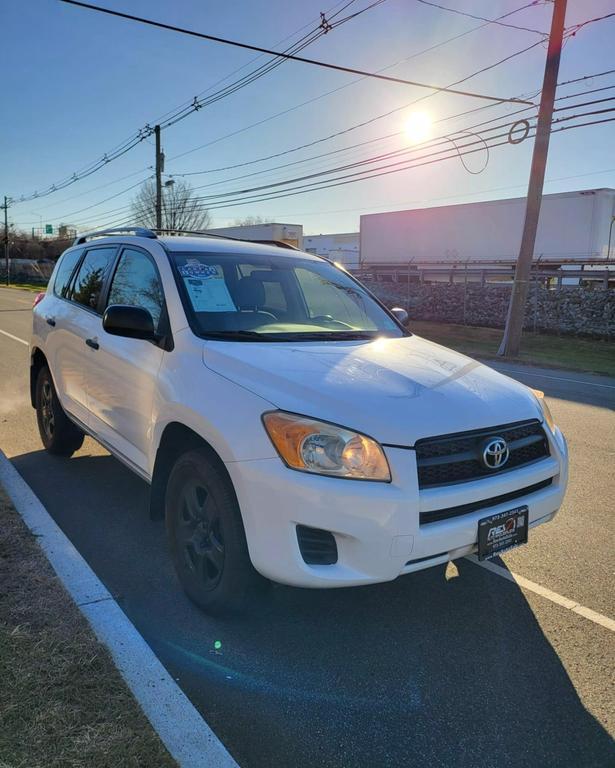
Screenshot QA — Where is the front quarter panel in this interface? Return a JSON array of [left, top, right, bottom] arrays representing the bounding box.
[[150, 328, 278, 475]]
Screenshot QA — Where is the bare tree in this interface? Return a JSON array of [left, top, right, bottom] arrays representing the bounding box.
[[232, 216, 273, 226], [131, 179, 211, 231]]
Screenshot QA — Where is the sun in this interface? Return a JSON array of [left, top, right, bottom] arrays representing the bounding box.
[[404, 111, 432, 144]]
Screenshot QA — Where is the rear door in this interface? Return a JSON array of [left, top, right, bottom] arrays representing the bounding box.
[[50, 245, 118, 427], [84, 245, 168, 476]]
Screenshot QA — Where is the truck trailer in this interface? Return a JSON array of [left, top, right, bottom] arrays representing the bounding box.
[[360, 188, 615, 267]]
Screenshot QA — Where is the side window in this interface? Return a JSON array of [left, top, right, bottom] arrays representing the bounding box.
[[70, 247, 117, 311], [52, 248, 83, 298], [107, 248, 164, 329]]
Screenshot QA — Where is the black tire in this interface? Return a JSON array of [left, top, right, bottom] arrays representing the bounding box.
[[165, 448, 268, 614], [35, 366, 85, 456]]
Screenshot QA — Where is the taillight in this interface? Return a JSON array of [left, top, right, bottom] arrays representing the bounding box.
[[33, 292, 46, 308]]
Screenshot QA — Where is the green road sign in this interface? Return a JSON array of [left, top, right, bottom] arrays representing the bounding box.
[[45, 224, 53, 234]]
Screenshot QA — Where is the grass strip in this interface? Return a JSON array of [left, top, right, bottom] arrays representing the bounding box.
[[0, 488, 176, 768]]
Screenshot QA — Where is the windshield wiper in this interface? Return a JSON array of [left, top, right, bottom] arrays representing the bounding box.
[[203, 330, 265, 341], [268, 331, 377, 341]]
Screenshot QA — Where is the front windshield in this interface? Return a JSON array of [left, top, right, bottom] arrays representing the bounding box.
[[170, 250, 406, 341]]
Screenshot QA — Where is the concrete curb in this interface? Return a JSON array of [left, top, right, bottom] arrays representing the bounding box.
[[0, 450, 239, 768]]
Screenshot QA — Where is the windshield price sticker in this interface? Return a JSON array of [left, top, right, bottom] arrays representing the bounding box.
[[179, 264, 237, 312]]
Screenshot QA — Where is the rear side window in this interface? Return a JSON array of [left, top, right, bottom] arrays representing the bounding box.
[[52, 249, 83, 298], [69, 247, 117, 312]]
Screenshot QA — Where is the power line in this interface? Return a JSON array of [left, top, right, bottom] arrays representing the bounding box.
[[13, 0, 543, 207], [97, 116, 614, 228], [65, 103, 614, 229], [58, 0, 533, 105], [169, 37, 544, 167], [565, 11, 615, 38], [10, 1, 371, 204], [414, 0, 547, 35], [50, 91, 615, 228]]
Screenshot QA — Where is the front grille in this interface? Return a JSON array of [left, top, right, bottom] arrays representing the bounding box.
[[419, 478, 553, 525], [296, 525, 338, 565], [415, 419, 549, 488]]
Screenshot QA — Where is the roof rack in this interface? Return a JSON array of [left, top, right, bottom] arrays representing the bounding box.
[[72, 227, 304, 252], [250, 239, 301, 251], [154, 228, 243, 241], [73, 227, 157, 245]]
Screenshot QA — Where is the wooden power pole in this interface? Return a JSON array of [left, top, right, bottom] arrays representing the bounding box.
[[498, 0, 567, 357], [2, 196, 9, 287], [155, 125, 162, 231]]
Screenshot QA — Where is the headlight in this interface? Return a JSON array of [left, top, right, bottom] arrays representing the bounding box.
[[531, 388, 556, 434], [262, 411, 391, 481]]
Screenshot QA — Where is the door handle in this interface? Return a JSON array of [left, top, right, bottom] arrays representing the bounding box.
[[85, 337, 99, 350], [46, 317, 56, 327]]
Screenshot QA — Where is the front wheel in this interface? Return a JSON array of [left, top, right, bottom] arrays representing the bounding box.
[[35, 366, 84, 456], [165, 448, 268, 614]]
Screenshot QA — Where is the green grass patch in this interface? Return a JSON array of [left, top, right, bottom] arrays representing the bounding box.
[[410, 321, 615, 378], [0, 489, 176, 768]]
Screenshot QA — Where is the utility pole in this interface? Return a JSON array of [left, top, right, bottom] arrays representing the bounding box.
[[498, 0, 567, 357], [2, 196, 9, 287], [155, 125, 163, 231]]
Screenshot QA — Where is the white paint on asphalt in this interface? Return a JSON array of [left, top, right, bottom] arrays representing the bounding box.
[[466, 555, 615, 633], [492, 367, 615, 390], [0, 451, 240, 768], [0, 328, 28, 346]]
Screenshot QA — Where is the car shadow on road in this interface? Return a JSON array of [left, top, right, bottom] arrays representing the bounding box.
[[10, 448, 615, 768]]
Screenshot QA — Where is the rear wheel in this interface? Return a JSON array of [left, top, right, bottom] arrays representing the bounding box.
[[35, 366, 84, 456], [165, 448, 268, 614]]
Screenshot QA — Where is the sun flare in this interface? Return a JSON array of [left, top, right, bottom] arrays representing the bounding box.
[[404, 111, 432, 144]]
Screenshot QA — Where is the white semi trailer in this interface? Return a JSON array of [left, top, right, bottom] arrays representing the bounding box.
[[360, 188, 615, 266]]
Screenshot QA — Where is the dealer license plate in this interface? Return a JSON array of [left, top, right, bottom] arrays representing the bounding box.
[[477, 505, 529, 561]]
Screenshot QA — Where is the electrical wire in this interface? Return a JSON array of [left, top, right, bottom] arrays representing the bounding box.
[[58, 0, 533, 105], [12, 0, 545, 206], [95, 115, 615, 229], [10, 0, 375, 204], [63, 91, 615, 225], [413, 0, 546, 35]]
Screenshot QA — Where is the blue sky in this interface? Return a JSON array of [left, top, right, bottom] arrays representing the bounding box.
[[2, 0, 614, 235]]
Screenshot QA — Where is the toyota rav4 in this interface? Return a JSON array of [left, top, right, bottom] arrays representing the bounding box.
[[30, 228, 568, 613]]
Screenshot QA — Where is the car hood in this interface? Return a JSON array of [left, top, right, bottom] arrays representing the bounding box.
[[202, 335, 542, 445]]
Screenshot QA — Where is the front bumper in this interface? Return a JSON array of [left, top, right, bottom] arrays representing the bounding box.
[[226, 427, 568, 588]]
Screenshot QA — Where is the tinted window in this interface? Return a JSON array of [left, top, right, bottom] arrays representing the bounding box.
[[70, 247, 116, 311], [53, 248, 83, 298], [107, 248, 164, 329]]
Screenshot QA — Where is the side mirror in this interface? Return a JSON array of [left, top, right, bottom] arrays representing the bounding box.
[[103, 304, 155, 340], [391, 307, 409, 326]]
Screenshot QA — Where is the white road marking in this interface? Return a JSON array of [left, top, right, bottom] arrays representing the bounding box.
[[0, 328, 28, 346], [0, 451, 239, 768], [466, 555, 615, 633], [492, 367, 615, 390]]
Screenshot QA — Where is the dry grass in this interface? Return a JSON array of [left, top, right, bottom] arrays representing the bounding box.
[[0, 489, 176, 768], [410, 321, 615, 378]]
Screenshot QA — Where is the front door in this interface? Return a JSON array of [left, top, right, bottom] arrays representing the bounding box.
[[85, 246, 167, 476]]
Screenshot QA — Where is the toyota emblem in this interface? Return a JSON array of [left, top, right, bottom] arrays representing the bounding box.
[[481, 437, 509, 470]]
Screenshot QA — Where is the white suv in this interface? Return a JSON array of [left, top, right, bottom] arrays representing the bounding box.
[[30, 228, 568, 613]]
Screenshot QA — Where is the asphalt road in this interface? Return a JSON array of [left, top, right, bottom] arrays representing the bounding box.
[[1, 285, 614, 768]]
